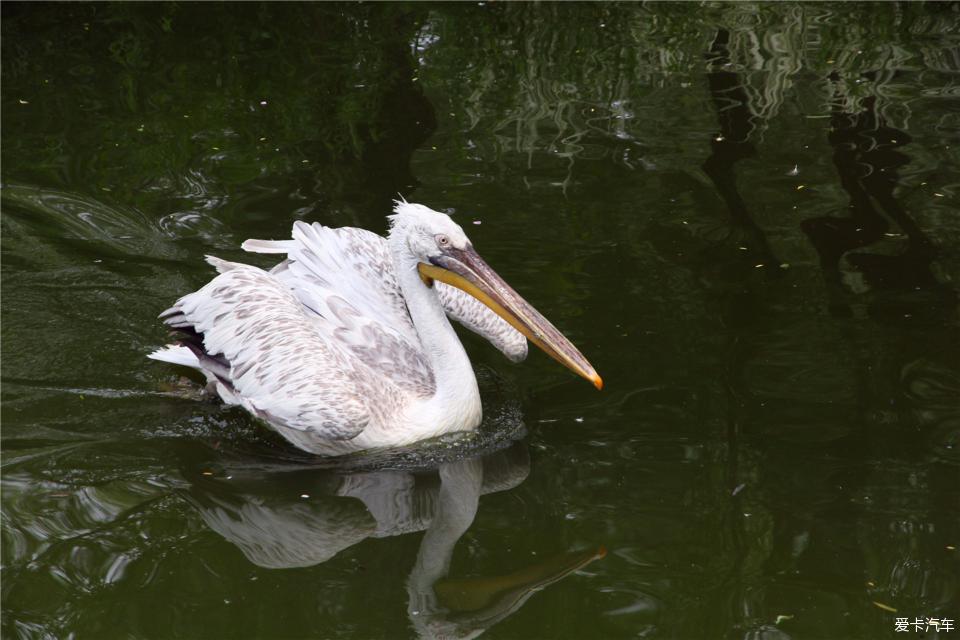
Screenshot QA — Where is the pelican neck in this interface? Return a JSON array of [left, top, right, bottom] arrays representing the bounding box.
[[389, 240, 482, 426]]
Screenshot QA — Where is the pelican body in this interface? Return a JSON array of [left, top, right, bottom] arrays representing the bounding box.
[[150, 202, 601, 455]]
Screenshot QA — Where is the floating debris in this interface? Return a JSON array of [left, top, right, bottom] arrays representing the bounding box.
[[872, 601, 897, 613], [786, 165, 799, 176]]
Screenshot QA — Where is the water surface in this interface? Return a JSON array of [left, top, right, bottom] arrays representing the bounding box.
[[3, 3, 959, 639]]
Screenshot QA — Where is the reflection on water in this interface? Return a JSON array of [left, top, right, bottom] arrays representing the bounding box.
[[3, 3, 959, 639], [183, 442, 603, 639], [803, 76, 950, 316]]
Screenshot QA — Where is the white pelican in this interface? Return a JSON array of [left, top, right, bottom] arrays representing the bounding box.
[[150, 201, 601, 455]]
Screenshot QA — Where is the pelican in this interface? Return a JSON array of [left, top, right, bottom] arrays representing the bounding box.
[[149, 201, 601, 455]]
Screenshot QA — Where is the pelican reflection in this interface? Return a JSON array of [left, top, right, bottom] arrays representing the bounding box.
[[181, 442, 604, 638]]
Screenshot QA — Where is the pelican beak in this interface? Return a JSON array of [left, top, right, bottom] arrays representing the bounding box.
[[418, 246, 603, 390]]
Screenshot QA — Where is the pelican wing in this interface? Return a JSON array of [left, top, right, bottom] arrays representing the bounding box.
[[244, 223, 419, 344], [157, 256, 427, 444], [241, 223, 438, 398], [243, 222, 527, 361]]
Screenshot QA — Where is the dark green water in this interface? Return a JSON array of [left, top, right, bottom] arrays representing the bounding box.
[[2, 3, 959, 639]]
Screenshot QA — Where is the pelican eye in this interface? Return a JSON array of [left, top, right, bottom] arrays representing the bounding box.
[[435, 234, 451, 248]]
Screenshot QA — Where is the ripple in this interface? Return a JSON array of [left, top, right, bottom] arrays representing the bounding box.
[[1, 183, 175, 259], [157, 210, 226, 241]]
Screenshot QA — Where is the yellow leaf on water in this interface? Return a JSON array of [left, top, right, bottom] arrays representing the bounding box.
[[872, 601, 897, 613]]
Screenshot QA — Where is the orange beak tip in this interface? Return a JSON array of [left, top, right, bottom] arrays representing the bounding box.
[[591, 374, 604, 391], [596, 545, 608, 559]]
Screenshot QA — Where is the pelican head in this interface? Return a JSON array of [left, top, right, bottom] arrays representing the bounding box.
[[389, 202, 603, 390]]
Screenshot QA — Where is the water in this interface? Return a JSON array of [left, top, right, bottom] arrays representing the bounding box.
[[2, 3, 959, 639]]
